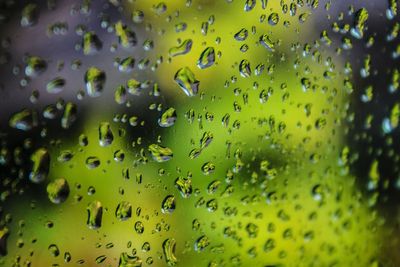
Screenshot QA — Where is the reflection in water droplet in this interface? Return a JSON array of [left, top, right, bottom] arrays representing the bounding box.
[[148, 144, 173, 162], [158, 108, 177, 127], [84, 67, 106, 97], [9, 109, 38, 131], [0, 227, 10, 256], [244, 0, 256, 12], [161, 195, 176, 214], [48, 244, 60, 257], [47, 178, 70, 204], [175, 176, 192, 198], [61, 102, 77, 129], [98, 122, 114, 147], [194, 235, 210, 252], [82, 31, 102, 55], [25, 56, 47, 77], [115, 201, 132, 221], [259, 34, 275, 51], [239, 59, 251, 77], [85, 156, 100, 169], [29, 148, 50, 183], [21, 4, 39, 27], [87, 200, 103, 229], [169, 39, 193, 57], [163, 238, 177, 266], [197, 47, 215, 69], [118, 252, 142, 267], [115, 21, 137, 48], [95, 255, 107, 264], [46, 77, 65, 94], [174, 67, 200, 97], [234, 28, 248, 41]]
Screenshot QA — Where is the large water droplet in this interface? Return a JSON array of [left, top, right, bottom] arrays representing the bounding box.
[[118, 252, 142, 267], [84, 67, 106, 97], [161, 195, 176, 214], [115, 201, 132, 221], [158, 108, 177, 127], [9, 109, 38, 131], [239, 59, 251, 77], [259, 34, 275, 51], [197, 47, 215, 69], [47, 178, 70, 204], [174, 67, 200, 97], [46, 77, 66, 94], [174, 176, 192, 198], [148, 144, 173, 162], [169, 39, 193, 57], [82, 31, 102, 55], [29, 148, 50, 183], [194, 235, 210, 252], [162, 238, 177, 266], [87, 200, 103, 229], [25, 56, 47, 77], [98, 122, 114, 147]]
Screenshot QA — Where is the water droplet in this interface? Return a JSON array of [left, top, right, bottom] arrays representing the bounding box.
[[161, 195, 176, 214], [0, 227, 10, 256], [189, 148, 202, 159], [158, 108, 177, 127], [115, 201, 132, 221], [25, 56, 47, 77], [61, 102, 77, 129], [95, 255, 107, 264], [98, 122, 114, 147], [200, 131, 213, 149], [84, 67, 106, 97], [194, 235, 210, 252], [21, 4, 39, 27], [268, 13, 279, 25], [174, 176, 192, 198], [48, 244, 60, 257], [46, 77, 65, 94], [114, 150, 125, 162], [201, 162, 215, 175], [115, 21, 137, 48], [29, 148, 50, 183], [118, 252, 142, 267], [87, 200, 103, 229], [259, 34, 275, 51], [127, 78, 142, 95], [169, 39, 193, 57], [234, 28, 248, 41], [114, 85, 127, 104], [85, 156, 100, 169], [47, 178, 70, 204], [239, 59, 251, 77], [118, 57, 135, 73], [162, 238, 177, 266], [82, 32, 102, 55], [244, 0, 256, 12], [9, 109, 38, 131], [132, 10, 145, 23], [197, 47, 215, 69], [260, 0, 268, 9], [57, 150, 73, 162], [64, 252, 72, 262], [134, 221, 144, 234], [148, 144, 173, 162], [174, 67, 200, 97], [351, 8, 368, 39]]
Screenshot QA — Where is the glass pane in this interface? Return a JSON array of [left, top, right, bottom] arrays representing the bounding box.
[[0, 0, 399, 266]]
